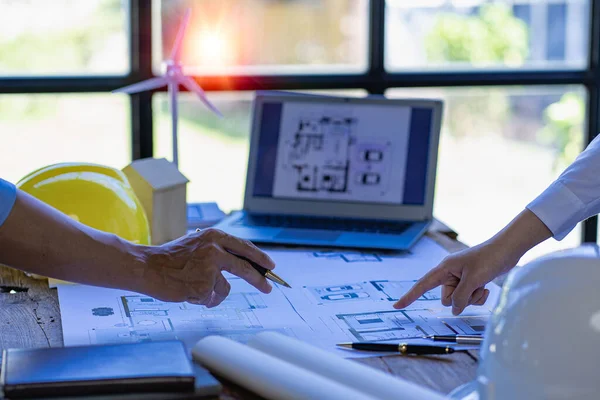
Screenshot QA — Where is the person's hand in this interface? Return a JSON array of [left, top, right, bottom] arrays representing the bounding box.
[[138, 228, 275, 308], [393, 241, 519, 315]]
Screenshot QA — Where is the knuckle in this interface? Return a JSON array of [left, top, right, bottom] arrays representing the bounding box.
[[239, 261, 254, 278], [241, 238, 256, 249], [204, 243, 222, 259], [441, 255, 457, 269], [202, 228, 225, 241]]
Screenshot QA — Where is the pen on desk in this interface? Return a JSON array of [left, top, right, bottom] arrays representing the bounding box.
[[424, 335, 484, 345], [195, 229, 291, 288], [336, 342, 455, 355]]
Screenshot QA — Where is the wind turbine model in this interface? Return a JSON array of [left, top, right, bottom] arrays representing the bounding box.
[[114, 8, 222, 166]]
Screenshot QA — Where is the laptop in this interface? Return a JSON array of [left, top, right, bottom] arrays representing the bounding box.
[[213, 91, 443, 251]]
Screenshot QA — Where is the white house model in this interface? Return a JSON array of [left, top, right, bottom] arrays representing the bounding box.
[[123, 158, 189, 245]]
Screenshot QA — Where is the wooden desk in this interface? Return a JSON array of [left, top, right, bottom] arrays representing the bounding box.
[[0, 230, 477, 399]]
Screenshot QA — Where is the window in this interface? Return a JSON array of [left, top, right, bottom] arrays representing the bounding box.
[[0, 94, 131, 183], [385, 0, 590, 71], [0, 0, 130, 76], [152, 0, 369, 75]]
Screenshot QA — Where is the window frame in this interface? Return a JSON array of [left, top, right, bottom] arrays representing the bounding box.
[[0, 0, 598, 242]]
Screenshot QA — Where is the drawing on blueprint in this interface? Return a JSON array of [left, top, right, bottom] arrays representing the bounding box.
[[305, 280, 441, 305], [334, 309, 489, 342], [87, 291, 284, 345], [370, 280, 441, 301], [281, 114, 393, 196], [92, 307, 114, 316], [312, 251, 383, 263], [306, 284, 372, 303]]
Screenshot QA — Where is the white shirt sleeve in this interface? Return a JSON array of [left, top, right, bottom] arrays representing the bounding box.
[[0, 178, 17, 228], [527, 134, 600, 240]]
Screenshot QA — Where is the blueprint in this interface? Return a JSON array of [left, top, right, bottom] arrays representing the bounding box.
[[58, 237, 500, 358]]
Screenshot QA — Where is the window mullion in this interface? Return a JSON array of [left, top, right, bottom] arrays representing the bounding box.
[[129, 0, 154, 161]]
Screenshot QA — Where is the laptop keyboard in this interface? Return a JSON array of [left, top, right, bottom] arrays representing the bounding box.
[[234, 214, 412, 235]]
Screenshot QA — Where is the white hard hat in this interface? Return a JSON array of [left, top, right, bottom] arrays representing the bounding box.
[[450, 245, 600, 400]]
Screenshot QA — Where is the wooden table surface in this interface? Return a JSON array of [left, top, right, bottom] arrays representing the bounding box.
[[0, 229, 478, 399]]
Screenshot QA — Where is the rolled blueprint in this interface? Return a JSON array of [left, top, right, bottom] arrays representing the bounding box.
[[192, 335, 377, 400], [248, 331, 446, 400]]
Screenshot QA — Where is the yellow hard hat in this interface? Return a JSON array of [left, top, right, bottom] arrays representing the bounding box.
[[16, 162, 151, 245]]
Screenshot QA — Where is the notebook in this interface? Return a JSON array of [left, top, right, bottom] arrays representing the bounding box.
[[0, 341, 221, 399]]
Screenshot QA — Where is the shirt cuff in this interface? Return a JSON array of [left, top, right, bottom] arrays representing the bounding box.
[[0, 179, 17, 228], [526, 180, 585, 241]]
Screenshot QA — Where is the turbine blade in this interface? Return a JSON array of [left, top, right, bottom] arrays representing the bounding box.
[[112, 77, 168, 94], [179, 76, 223, 118], [170, 8, 192, 63]]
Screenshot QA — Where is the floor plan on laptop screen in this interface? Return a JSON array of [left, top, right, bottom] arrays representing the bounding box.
[[58, 238, 499, 358], [270, 102, 413, 204]]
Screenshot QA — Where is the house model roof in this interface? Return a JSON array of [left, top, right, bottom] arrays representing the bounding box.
[[124, 157, 189, 191]]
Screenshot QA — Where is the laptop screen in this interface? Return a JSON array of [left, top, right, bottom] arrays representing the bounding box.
[[252, 99, 434, 206]]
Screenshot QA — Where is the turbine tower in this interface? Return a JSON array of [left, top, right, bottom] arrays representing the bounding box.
[[114, 8, 222, 166]]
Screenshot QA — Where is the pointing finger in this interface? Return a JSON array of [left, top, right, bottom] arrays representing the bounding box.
[[394, 267, 447, 309]]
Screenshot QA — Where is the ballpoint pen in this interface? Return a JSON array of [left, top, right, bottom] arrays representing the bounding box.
[[195, 229, 291, 288], [336, 342, 455, 355], [231, 252, 292, 288], [424, 335, 484, 345]]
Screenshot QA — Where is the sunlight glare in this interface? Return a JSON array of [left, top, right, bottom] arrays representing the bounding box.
[[196, 30, 231, 66]]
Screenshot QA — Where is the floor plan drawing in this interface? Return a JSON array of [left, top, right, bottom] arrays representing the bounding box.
[[271, 102, 414, 204], [334, 309, 490, 342], [304, 280, 441, 305], [289, 116, 355, 193], [370, 280, 441, 301], [306, 283, 373, 304], [312, 251, 383, 263], [274, 112, 396, 202], [88, 292, 271, 345]]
